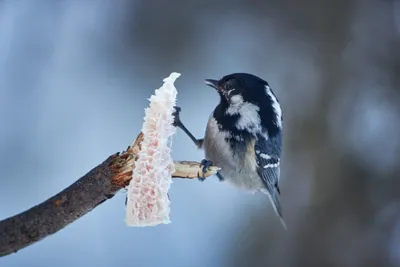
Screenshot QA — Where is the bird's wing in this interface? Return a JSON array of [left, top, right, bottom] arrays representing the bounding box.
[[254, 134, 281, 194], [254, 133, 286, 228]]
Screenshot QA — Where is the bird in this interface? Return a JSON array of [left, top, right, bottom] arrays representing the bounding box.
[[172, 73, 285, 229]]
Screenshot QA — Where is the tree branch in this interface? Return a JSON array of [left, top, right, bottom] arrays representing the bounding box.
[[0, 132, 219, 257]]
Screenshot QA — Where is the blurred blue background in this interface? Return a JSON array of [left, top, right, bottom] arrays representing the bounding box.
[[0, 0, 400, 266]]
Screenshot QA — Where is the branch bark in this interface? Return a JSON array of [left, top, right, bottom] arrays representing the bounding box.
[[0, 132, 219, 257]]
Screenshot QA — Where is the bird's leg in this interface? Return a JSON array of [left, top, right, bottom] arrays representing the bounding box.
[[172, 106, 213, 182], [172, 106, 203, 149]]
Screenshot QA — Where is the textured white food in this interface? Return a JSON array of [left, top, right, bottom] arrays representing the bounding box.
[[125, 72, 180, 227]]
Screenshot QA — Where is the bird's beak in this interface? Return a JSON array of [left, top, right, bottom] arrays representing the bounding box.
[[204, 79, 219, 90]]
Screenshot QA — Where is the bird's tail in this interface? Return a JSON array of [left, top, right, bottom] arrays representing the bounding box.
[[264, 188, 287, 230]]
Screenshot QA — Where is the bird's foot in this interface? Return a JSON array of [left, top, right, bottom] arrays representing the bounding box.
[[198, 159, 214, 181], [172, 106, 182, 127]]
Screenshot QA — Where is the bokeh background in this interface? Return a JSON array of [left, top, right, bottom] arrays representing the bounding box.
[[1, 0, 400, 266]]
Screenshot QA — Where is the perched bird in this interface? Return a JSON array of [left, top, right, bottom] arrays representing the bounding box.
[[173, 73, 285, 229]]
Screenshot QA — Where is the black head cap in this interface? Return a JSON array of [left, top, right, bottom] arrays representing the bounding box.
[[205, 73, 269, 104]]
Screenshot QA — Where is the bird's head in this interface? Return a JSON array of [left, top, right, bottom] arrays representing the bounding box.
[[205, 73, 282, 134], [205, 73, 271, 108]]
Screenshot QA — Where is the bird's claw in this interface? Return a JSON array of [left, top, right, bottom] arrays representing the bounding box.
[[198, 159, 214, 182], [172, 106, 182, 127]]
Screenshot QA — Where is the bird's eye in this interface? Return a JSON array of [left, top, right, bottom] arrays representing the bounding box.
[[226, 84, 234, 92]]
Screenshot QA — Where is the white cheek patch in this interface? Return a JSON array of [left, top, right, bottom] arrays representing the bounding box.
[[231, 94, 242, 103], [225, 94, 262, 134], [235, 102, 261, 133], [265, 85, 282, 128], [226, 95, 244, 115]]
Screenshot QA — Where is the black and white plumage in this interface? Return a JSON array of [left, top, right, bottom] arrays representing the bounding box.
[[172, 73, 285, 228]]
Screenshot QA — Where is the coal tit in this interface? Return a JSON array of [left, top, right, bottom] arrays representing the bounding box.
[[173, 73, 285, 229]]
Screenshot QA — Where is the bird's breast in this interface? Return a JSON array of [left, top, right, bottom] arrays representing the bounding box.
[[203, 116, 235, 169], [203, 116, 263, 192]]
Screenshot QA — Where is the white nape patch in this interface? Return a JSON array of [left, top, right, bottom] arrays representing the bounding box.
[[260, 153, 271, 160], [263, 160, 280, 169], [255, 150, 260, 154], [265, 85, 282, 128]]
